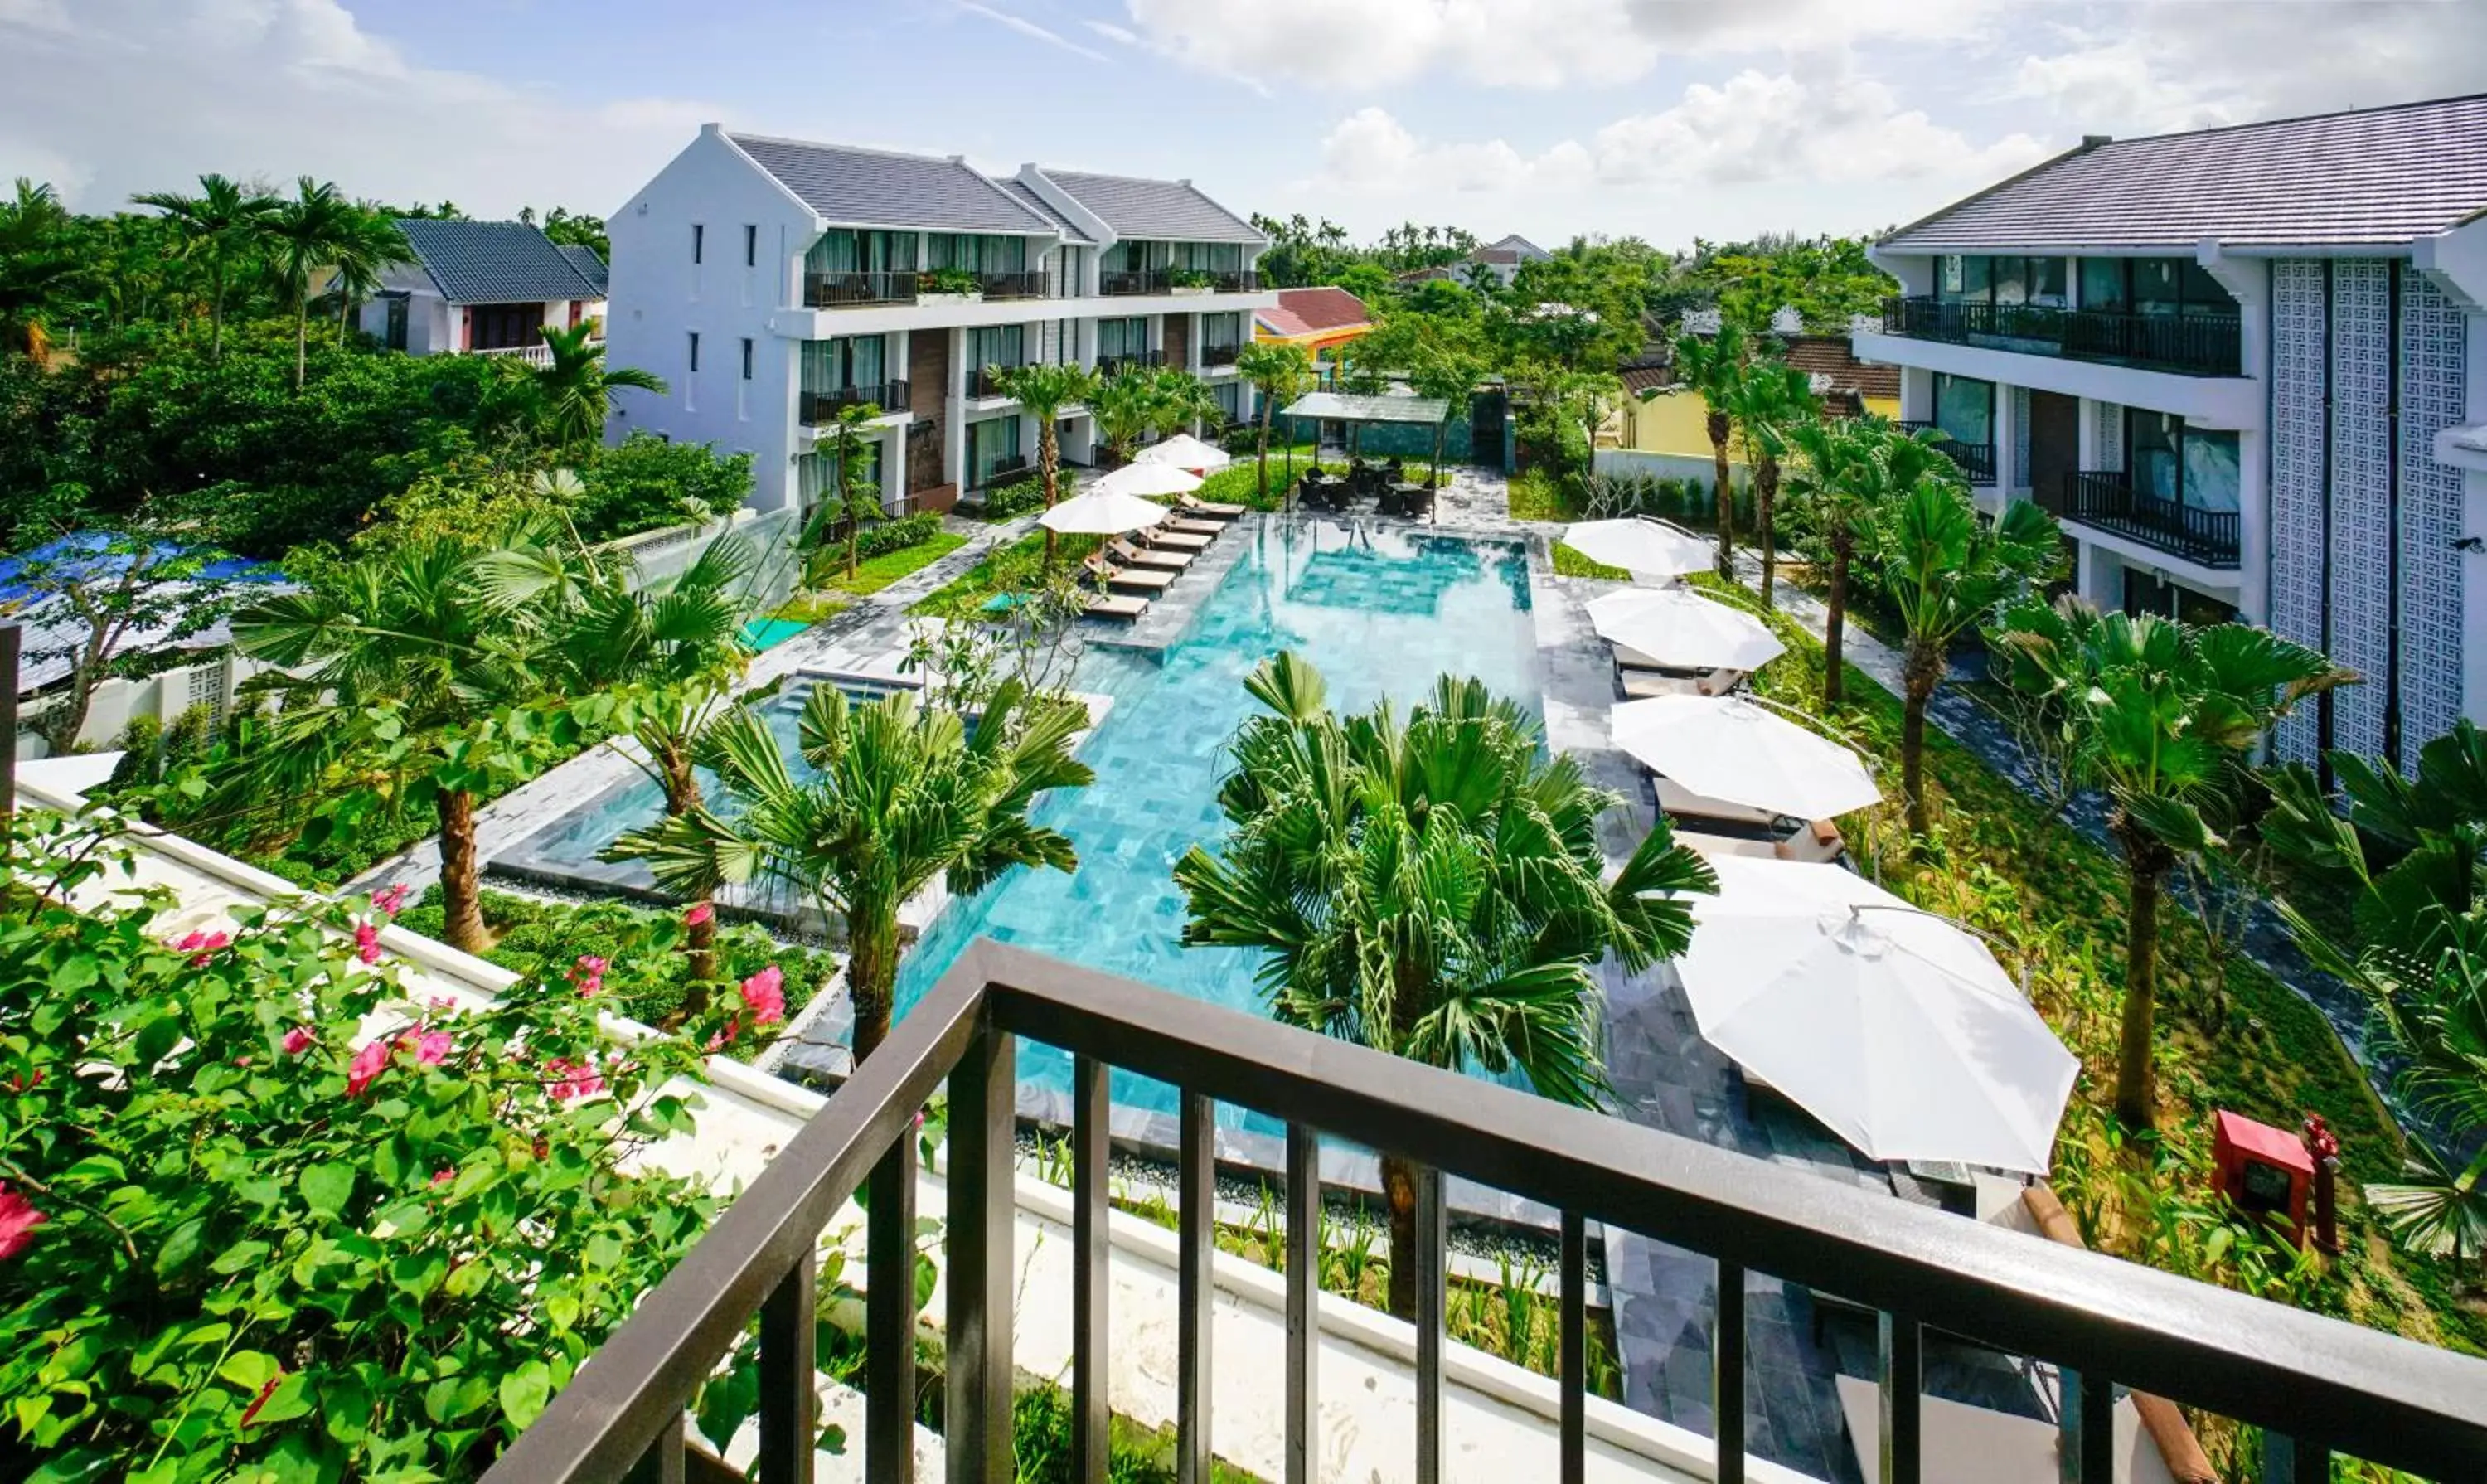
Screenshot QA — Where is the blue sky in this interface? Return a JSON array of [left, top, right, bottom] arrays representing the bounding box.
[[5, 0, 2481, 249]]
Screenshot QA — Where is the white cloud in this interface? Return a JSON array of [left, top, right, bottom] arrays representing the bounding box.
[[1119, 0, 1659, 90], [958, 1, 1110, 63], [1084, 18, 1139, 43], [0, 0, 718, 215]]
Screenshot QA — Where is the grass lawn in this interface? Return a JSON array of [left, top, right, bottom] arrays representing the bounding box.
[[821, 531, 968, 596], [1682, 574, 2485, 1390], [910, 530, 1103, 621]]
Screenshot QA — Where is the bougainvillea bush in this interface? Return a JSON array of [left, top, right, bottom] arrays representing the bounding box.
[[0, 812, 743, 1482]]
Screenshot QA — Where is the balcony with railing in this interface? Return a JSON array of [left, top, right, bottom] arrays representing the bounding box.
[[1101, 269, 1262, 297], [974, 270, 1047, 302], [1898, 419, 1998, 486], [2041, 470, 2242, 569], [964, 363, 1025, 400], [486, 940, 2487, 1484], [1096, 348, 1166, 378], [1200, 342, 1242, 369], [804, 270, 919, 308], [802, 380, 909, 424], [1879, 296, 2243, 378]]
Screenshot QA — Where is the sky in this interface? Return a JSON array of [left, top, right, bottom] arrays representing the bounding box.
[[3, 0, 2483, 251]]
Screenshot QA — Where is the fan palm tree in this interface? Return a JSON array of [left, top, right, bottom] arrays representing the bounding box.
[[1669, 321, 1748, 575], [2368, 1140, 2487, 1288], [525, 322, 667, 453], [1175, 654, 1714, 1319], [1235, 340, 1314, 506], [609, 680, 1093, 1061], [256, 177, 360, 389], [130, 173, 275, 361], [1990, 599, 2346, 1125], [1716, 356, 1819, 608], [995, 361, 1100, 566], [1864, 478, 2058, 837]]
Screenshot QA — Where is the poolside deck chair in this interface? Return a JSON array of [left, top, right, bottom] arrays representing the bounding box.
[[1162, 513, 1224, 539], [1651, 775, 1782, 834], [1141, 522, 1215, 550], [1083, 553, 1176, 594], [1082, 591, 1149, 621], [1772, 817, 1849, 866], [1108, 536, 1191, 572], [1619, 667, 1743, 700], [1176, 492, 1246, 520]]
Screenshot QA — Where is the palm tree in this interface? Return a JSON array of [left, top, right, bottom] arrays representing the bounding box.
[[1142, 364, 1222, 443], [1670, 322, 1747, 575], [610, 680, 1093, 1061], [1863, 479, 2058, 837], [995, 361, 1100, 566], [1716, 356, 1819, 608], [793, 400, 886, 582], [257, 177, 359, 389], [2368, 1141, 2487, 1288], [1175, 654, 1713, 1319], [1783, 416, 1940, 709], [1990, 599, 2344, 1125], [526, 323, 667, 453], [131, 174, 274, 361], [1235, 341, 1314, 505], [1090, 366, 1156, 464], [0, 178, 80, 361], [323, 207, 411, 342]]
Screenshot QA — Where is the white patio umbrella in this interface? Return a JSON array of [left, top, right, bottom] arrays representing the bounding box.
[[1611, 694, 1880, 819], [1587, 587, 1785, 672], [1039, 488, 1171, 536], [1559, 517, 1713, 580], [1676, 855, 2077, 1174], [1092, 462, 1205, 499], [1133, 433, 1234, 472]]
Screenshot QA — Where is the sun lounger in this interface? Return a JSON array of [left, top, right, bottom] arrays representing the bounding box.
[[1108, 536, 1190, 572], [1773, 817, 1848, 865], [1163, 515, 1224, 539], [1082, 592, 1148, 621], [1619, 670, 1742, 700], [1176, 492, 1246, 520], [1142, 526, 1214, 552], [1082, 554, 1176, 594], [1675, 829, 1781, 861], [1651, 776, 1781, 833]]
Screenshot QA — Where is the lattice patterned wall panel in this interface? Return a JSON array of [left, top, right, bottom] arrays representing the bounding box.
[[2270, 260, 2328, 764], [2397, 270, 2470, 767], [2012, 386, 2032, 489], [2328, 260, 2393, 764]]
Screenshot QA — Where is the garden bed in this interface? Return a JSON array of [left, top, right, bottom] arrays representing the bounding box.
[[909, 531, 1103, 621]]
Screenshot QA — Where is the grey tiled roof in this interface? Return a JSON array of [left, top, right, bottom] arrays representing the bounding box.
[[393, 219, 604, 304], [1882, 93, 2487, 252], [1037, 167, 1265, 245], [1000, 178, 1093, 245], [558, 244, 609, 296], [727, 133, 1054, 235]]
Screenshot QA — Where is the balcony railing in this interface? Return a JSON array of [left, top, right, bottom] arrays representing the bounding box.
[[975, 270, 1046, 302], [1095, 348, 1165, 377], [963, 364, 1020, 400], [1898, 419, 1999, 486], [1100, 269, 1261, 297], [1879, 295, 2242, 377], [802, 379, 909, 423], [486, 940, 2487, 1484], [2043, 469, 2242, 569], [1200, 342, 1242, 368], [468, 342, 553, 366], [804, 270, 919, 308], [972, 453, 1030, 488]]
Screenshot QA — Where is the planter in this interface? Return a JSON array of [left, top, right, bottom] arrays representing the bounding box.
[[917, 291, 982, 306], [1167, 285, 1211, 298]]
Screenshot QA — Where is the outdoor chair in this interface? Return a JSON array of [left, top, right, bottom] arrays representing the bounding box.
[[1162, 513, 1224, 539], [1618, 666, 1745, 700], [1176, 492, 1245, 520], [1108, 536, 1190, 572], [1082, 553, 1176, 594], [1081, 591, 1148, 621], [1140, 525, 1214, 553]]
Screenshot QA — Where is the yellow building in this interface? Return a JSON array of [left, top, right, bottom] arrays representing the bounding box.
[[1612, 337, 1902, 476]]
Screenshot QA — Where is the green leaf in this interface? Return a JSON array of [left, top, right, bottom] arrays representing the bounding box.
[[424, 1373, 492, 1424], [390, 1249, 448, 1301], [246, 1372, 314, 1427], [498, 1361, 552, 1432], [154, 1218, 207, 1280], [218, 1350, 284, 1392], [54, 953, 99, 991], [211, 1239, 271, 1276], [299, 1161, 356, 1217]]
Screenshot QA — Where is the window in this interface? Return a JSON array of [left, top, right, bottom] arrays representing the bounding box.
[[806, 229, 919, 279], [744, 225, 758, 267], [2126, 411, 2240, 512], [2079, 259, 2130, 313], [801, 335, 886, 396], [741, 337, 754, 380], [1200, 312, 1243, 351], [1933, 373, 1993, 445], [692, 224, 704, 264], [1940, 256, 2064, 308], [687, 332, 701, 374], [1097, 317, 1149, 360], [966, 417, 1024, 487], [928, 234, 1028, 276], [800, 444, 883, 524], [964, 324, 1023, 380]]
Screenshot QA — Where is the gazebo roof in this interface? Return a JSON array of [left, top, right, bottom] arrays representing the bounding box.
[[1279, 390, 1448, 425]]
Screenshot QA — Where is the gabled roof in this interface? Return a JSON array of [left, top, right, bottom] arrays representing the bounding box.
[[999, 179, 1094, 245], [1473, 233, 1550, 264], [1782, 336, 1900, 401], [1881, 92, 2487, 253], [393, 219, 604, 304], [1035, 167, 1265, 245], [558, 244, 609, 297], [725, 133, 1056, 235], [1256, 287, 1371, 339]]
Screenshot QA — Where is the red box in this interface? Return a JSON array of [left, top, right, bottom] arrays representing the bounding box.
[[2213, 1111, 2314, 1247]]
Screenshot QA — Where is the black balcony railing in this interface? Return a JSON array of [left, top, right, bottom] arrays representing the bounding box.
[[485, 939, 2487, 1484], [803, 270, 919, 308], [802, 379, 908, 423], [1100, 269, 1260, 297], [964, 364, 1025, 400], [1100, 269, 1166, 297], [1200, 342, 1242, 368], [1095, 348, 1166, 377], [2043, 469, 2242, 569], [1898, 419, 1998, 486], [972, 453, 1030, 488], [975, 270, 1046, 301], [1879, 295, 2242, 377]]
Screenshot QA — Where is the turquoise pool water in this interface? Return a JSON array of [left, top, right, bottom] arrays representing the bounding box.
[[892, 519, 1537, 1115], [744, 617, 812, 652]]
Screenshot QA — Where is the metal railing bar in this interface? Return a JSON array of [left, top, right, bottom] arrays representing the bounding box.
[[759, 1251, 818, 1484], [865, 1140, 917, 1484], [947, 1015, 1017, 1484], [2063, 1367, 2114, 1483], [1285, 1123, 1321, 1484], [1177, 1091, 1216, 1484], [2263, 1433, 2330, 1482], [1073, 1055, 1112, 1484], [1415, 1165, 1445, 1484], [1559, 1212, 1585, 1484], [624, 1432, 686, 1484], [1880, 1312, 1922, 1484], [1715, 1259, 1745, 1484], [960, 941, 2487, 1477], [480, 970, 988, 1484]]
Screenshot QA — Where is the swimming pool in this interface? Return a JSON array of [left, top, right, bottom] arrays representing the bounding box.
[[892, 517, 1538, 1114]]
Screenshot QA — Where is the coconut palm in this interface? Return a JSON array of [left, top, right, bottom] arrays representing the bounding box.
[[1090, 365, 1156, 464], [1175, 654, 1714, 1319], [322, 207, 411, 342], [795, 399, 885, 582], [1990, 599, 2346, 1125], [610, 680, 1093, 1061], [130, 173, 275, 361], [1669, 321, 1748, 575], [0, 178, 80, 361], [1715, 356, 1819, 608], [995, 361, 1100, 565], [528, 322, 668, 454], [255, 177, 363, 389], [1784, 416, 1943, 709], [1864, 478, 2058, 838], [1236, 340, 1313, 505], [1142, 364, 1222, 443]]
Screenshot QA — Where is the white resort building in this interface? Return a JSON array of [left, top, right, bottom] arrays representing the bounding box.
[[363, 218, 608, 362], [603, 127, 1277, 523], [1854, 92, 2487, 771]]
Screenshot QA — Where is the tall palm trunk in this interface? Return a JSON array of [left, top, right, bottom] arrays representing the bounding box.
[[659, 749, 717, 1005], [1257, 396, 1274, 506], [1707, 413, 1735, 576], [846, 903, 901, 1065], [1040, 421, 1063, 568], [2113, 818, 2176, 1128], [1756, 453, 1782, 609], [208, 261, 227, 363], [435, 788, 487, 953], [1822, 528, 1853, 708], [1382, 1151, 1423, 1321], [293, 293, 310, 390], [1900, 642, 1943, 839]]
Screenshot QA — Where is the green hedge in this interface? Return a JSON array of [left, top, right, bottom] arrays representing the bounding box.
[[979, 478, 1048, 520], [854, 511, 942, 560]]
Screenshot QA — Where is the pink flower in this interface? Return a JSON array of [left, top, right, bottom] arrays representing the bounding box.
[[568, 953, 607, 999], [281, 1027, 315, 1055], [545, 1056, 605, 1103], [408, 1029, 453, 1066], [432, 1167, 455, 1188], [346, 1039, 390, 1097], [353, 921, 382, 966], [739, 965, 785, 1026], [370, 883, 410, 917], [172, 929, 233, 967], [705, 1016, 741, 1054], [684, 902, 714, 928], [2, 1069, 43, 1094], [0, 1185, 48, 1260]]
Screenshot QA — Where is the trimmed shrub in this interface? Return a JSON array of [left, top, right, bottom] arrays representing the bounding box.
[[854, 511, 942, 560], [978, 478, 1048, 520]]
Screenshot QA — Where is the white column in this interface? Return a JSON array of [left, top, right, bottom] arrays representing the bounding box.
[[944, 327, 967, 489], [1988, 380, 2017, 498], [2076, 397, 2099, 470], [881, 423, 906, 513], [2237, 426, 2271, 625], [1900, 366, 1932, 422]]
